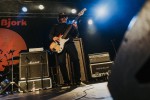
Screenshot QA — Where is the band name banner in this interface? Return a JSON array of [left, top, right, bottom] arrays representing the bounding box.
[[1, 18, 27, 28]]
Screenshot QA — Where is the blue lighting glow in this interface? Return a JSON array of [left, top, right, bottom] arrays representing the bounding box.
[[88, 19, 93, 25], [71, 9, 77, 14], [91, 0, 118, 24], [22, 7, 27, 12], [96, 5, 109, 19]]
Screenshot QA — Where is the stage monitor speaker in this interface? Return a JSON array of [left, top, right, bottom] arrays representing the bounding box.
[[108, 1, 150, 100], [19, 51, 49, 80], [57, 38, 88, 84]]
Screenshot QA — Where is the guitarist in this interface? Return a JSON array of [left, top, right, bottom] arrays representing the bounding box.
[[49, 13, 82, 86]]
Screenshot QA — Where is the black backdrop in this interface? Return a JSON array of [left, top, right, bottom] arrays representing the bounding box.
[[0, 17, 55, 49]]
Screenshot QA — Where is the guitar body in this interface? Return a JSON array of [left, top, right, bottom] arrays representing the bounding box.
[[49, 37, 69, 53]]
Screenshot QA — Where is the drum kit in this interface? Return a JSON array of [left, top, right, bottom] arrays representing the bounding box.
[[0, 49, 27, 94]]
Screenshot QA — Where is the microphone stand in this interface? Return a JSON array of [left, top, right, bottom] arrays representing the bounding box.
[[0, 50, 27, 94]]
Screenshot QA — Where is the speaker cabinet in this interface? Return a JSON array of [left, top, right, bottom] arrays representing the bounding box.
[[108, 1, 150, 100], [19, 51, 49, 80], [73, 38, 87, 81], [18, 78, 52, 92], [57, 38, 88, 84], [90, 61, 113, 78]]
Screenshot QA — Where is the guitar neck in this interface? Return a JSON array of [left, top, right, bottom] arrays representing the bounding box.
[[62, 16, 80, 39], [61, 8, 86, 39]]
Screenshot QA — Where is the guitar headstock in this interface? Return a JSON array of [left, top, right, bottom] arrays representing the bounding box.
[[78, 8, 87, 16]]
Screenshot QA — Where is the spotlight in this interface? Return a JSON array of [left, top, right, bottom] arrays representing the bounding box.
[[71, 9, 77, 14], [22, 7, 27, 12], [97, 6, 108, 18], [88, 19, 93, 25], [39, 5, 44, 10], [94, 4, 110, 20]]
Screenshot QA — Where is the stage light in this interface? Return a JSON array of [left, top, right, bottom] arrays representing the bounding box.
[[87, 19, 96, 34], [96, 5, 109, 19], [93, 0, 118, 22], [88, 19, 93, 25], [71, 9, 77, 14], [22, 7, 27, 12], [38, 5, 44, 10]]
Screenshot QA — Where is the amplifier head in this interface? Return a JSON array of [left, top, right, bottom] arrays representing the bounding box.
[[88, 52, 110, 63]]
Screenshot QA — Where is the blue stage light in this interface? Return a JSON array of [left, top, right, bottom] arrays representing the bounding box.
[[71, 9, 77, 14], [88, 19, 93, 25], [22, 7, 27, 12]]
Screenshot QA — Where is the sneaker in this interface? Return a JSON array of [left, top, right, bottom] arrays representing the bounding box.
[[80, 82, 86, 86], [61, 83, 71, 89], [76, 82, 86, 86]]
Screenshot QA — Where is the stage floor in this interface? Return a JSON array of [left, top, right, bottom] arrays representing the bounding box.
[[0, 82, 113, 100]]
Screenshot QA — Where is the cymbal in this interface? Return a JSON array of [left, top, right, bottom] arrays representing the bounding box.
[[7, 56, 20, 61]]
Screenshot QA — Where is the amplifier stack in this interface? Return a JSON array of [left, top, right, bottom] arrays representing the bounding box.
[[88, 52, 113, 79], [18, 51, 52, 92]]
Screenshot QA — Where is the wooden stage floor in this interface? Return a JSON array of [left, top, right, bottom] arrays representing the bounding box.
[[0, 82, 113, 100]]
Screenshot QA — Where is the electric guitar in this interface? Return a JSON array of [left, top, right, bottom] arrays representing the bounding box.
[[49, 8, 87, 53]]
